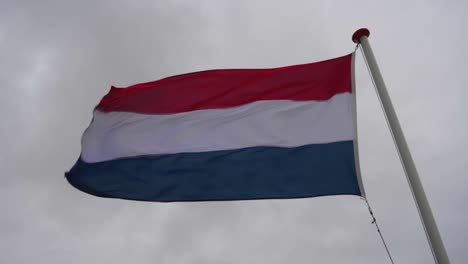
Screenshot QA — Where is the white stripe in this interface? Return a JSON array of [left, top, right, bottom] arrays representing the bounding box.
[[82, 93, 354, 162]]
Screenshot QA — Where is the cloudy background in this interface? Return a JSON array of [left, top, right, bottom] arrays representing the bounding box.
[[1, 0, 467, 263]]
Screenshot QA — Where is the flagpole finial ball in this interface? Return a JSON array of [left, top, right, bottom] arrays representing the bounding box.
[[352, 28, 370, 43]]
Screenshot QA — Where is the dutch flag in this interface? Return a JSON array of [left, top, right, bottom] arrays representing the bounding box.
[[66, 53, 364, 202]]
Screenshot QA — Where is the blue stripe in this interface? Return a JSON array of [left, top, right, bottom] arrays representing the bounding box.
[[66, 141, 361, 202]]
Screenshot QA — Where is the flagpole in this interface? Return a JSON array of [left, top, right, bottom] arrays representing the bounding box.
[[352, 28, 450, 264]]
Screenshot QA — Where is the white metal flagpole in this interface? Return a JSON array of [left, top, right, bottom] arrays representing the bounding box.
[[352, 28, 450, 264]]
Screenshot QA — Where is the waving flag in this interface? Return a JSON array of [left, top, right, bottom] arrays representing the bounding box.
[[66, 53, 364, 202]]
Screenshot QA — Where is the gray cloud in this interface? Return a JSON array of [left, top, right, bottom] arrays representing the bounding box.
[[1, 0, 467, 263]]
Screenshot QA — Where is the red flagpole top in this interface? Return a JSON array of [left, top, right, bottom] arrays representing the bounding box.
[[352, 28, 370, 43]]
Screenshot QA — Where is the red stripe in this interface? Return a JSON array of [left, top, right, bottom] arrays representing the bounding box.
[[97, 54, 352, 114]]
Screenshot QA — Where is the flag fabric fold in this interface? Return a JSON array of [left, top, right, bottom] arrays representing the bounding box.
[[66, 53, 364, 202]]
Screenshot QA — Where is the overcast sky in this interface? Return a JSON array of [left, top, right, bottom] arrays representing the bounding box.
[[1, 0, 467, 263]]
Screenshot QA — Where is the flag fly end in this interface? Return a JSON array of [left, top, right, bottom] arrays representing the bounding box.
[[352, 28, 370, 43]]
